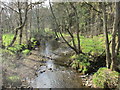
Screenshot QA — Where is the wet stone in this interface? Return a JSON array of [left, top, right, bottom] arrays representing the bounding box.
[[40, 70, 46, 73], [48, 68, 52, 70]]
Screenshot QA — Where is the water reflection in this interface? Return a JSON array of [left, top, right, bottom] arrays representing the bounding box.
[[30, 40, 83, 88]]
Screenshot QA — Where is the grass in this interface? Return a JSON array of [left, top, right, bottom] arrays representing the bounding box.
[[60, 33, 113, 56], [2, 34, 26, 55], [80, 36, 105, 55], [2, 33, 39, 55]]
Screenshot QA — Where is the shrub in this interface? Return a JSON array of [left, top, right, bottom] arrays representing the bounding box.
[[92, 67, 119, 88], [71, 54, 90, 74]]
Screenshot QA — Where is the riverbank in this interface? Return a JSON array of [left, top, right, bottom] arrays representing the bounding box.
[[3, 38, 115, 88], [1, 39, 83, 88], [1, 39, 95, 88], [80, 74, 93, 88], [2, 50, 47, 88]]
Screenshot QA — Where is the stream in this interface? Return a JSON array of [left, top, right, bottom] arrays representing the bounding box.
[[30, 40, 83, 88]]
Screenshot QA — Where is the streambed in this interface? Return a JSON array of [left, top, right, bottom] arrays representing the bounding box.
[[30, 40, 83, 88]]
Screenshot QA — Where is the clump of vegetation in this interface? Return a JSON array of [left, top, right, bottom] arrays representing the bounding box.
[[8, 44, 23, 53], [22, 49, 30, 55], [2, 34, 14, 47], [6, 75, 22, 86], [92, 67, 119, 88], [2, 33, 40, 56], [1, 49, 14, 56], [7, 75, 20, 83], [45, 28, 54, 36], [71, 54, 91, 74], [27, 37, 40, 50], [72, 35, 105, 56]]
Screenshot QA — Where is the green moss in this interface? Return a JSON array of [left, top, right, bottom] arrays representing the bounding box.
[[70, 54, 77, 59], [92, 67, 119, 88], [30, 38, 36, 42], [8, 44, 23, 53], [7, 76, 20, 82], [22, 49, 30, 55], [2, 34, 14, 46]]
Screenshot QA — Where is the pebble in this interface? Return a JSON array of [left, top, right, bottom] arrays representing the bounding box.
[[40, 70, 46, 73], [80, 75, 86, 78], [35, 72, 38, 76], [81, 74, 93, 88], [48, 68, 52, 70]]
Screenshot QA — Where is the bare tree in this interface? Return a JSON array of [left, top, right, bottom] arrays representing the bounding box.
[[111, 2, 120, 70], [101, 2, 111, 68], [8, 1, 28, 47], [49, 2, 83, 54]]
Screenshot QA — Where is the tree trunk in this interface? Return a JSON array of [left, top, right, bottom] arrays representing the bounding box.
[[0, 8, 4, 48], [9, 2, 28, 47], [49, 2, 79, 54], [111, 2, 120, 70], [36, 5, 40, 33], [69, 2, 82, 54], [25, 21, 29, 44], [102, 2, 111, 68], [18, 2, 23, 45], [116, 23, 120, 55], [116, 2, 120, 55]]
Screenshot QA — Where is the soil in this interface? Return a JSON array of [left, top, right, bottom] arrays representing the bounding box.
[[2, 50, 47, 88]]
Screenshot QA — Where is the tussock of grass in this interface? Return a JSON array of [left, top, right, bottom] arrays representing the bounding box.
[[92, 67, 119, 88]]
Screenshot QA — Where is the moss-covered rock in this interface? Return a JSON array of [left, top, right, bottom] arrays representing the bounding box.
[[92, 67, 119, 88]]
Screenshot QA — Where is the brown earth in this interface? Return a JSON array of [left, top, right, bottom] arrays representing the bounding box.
[[2, 50, 47, 88]]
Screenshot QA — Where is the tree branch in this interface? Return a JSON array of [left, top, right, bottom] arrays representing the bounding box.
[[2, 2, 19, 13], [84, 2, 102, 13]]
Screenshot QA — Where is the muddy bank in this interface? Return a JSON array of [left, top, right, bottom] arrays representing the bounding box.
[[2, 50, 47, 88]]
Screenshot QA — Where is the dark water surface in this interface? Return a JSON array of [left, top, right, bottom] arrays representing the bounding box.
[[30, 40, 83, 88]]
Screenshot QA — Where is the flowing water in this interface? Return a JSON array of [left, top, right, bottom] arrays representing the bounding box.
[[30, 40, 83, 88]]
